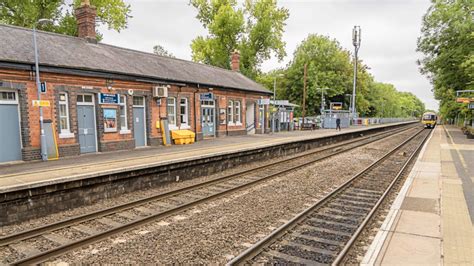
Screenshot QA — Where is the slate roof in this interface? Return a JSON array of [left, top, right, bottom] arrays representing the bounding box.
[[0, 24, 271, 94]]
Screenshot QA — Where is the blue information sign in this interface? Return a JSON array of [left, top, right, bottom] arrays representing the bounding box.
[[40, 82, 47, 93], [200, 92, 214, 100], [99, 93, 119, 104]]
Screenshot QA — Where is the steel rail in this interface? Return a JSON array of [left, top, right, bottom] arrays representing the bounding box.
[[331, 127, 432, 265], [226, 128, 427, 266], [10, 126, 419, 265], [0, 125, 415, 247]]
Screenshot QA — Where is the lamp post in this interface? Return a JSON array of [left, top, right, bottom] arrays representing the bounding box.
[[33, 18, 53, 161], [272, 74, 284, 133], [351, 26, 361, 119]]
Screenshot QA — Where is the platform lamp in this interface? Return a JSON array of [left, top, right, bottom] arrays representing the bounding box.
[[33, 18, 54, 161]]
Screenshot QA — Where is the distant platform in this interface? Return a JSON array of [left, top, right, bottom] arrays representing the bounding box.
[[362, 125, 473, 265], [0, 122, 415, 193]]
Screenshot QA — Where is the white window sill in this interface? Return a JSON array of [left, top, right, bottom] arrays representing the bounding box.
[[59, 132, 75, 139], [169, 125, 179, 130], [120, 129, 131, 134], [104, 129, 117, 133], [179, 125, 191, 130], [227, 122, 235, 126], [235, 122, 242, 126]]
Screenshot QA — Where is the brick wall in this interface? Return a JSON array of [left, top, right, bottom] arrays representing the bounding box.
[[0, 68, 271, 161]]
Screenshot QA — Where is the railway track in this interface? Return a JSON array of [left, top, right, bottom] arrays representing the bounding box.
[[1, 125, 419, 265], [227, 127, 431, 265]]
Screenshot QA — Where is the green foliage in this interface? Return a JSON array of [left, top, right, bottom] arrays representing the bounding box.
[[190, 0, 289, 78], [0, 0, 131, 40], [257, 34, 426, 118], [153, 44, 175, 58], [417, 0, 474, 120]]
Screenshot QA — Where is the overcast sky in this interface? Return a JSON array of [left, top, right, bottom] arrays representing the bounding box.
[[97, 0, 437, 111]]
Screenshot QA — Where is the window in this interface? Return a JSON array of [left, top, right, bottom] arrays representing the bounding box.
[[58, 93, 74, 138], [59, 93, 70, 132], [235, 100, 241, 124], [0, 91, 16, 101], [119, 95, 128, 131], [227, 100, 234, 124], [77, 94, 93, 103], [167, 97, 176, 125], [133, 96, 144, 106], [180, 98, 188, 127]]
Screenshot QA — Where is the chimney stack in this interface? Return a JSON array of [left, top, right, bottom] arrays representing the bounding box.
[[75, 0, 97, 43], [230, 50, 240, 72]]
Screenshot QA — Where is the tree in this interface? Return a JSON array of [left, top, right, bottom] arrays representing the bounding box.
[[190, 0, 289, 78], [417, 0, 473, 121], [0, 0, 131, 40], [257, 34, 426, 118], [153, 44, 175, 58], [276, 34, 365, 116]]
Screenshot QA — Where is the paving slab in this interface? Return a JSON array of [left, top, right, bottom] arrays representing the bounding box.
[[362, 125, 474, 266]]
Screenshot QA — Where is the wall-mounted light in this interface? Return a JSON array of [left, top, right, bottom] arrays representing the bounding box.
[[106, 79, 115, 91]]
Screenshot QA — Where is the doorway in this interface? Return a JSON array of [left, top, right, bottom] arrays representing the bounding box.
[[201, 100, 215, 138], [77, 94, 97, 153], [133, 96, 147, 147]]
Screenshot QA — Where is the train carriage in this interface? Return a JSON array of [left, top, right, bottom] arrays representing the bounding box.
[[422, 112, 437, 129]]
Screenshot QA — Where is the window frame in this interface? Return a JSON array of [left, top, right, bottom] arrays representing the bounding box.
[[227, 100, 234, 125], [179, 97, 189, 128], [234, 100, 241, 125], [119, 95, 130, 134], [167, 97, 177, 127], [58, 92, 74, 138]]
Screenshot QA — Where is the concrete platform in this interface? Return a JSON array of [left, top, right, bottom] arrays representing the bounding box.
[[362, 125, 473, 265], [0, 122, 415, 225], [0, 122, 414, 193]]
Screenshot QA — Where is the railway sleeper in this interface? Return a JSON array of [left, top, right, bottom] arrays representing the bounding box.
[[343, 191, 380, 199], [338, 195, 378, 203], [317, 207, 366, 218], [262, 250, 327, 266], [312, 214, 361, 226], [283, 240, 337, 256], [331, 199, 373, 209], [277, 244, 334, 264], [327, 202, 372, 212], [306, 220, 356, 235], [293, 232, 344, 247]]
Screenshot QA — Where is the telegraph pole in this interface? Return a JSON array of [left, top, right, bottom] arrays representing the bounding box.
[[302, 63, 307, 129], [351, 26, 361, 118]]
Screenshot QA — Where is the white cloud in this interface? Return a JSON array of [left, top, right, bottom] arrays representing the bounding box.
[[98, 0, 436, 110]]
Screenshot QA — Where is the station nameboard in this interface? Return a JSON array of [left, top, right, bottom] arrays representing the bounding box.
[[99, 93, 119, 104], [200, 92, 214, 100], [258, 98, 270, 105]]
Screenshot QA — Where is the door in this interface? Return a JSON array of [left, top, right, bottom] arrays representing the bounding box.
[[246, 102, 255, 134], [77, 105, 97, 153], [201, 101, 215, 137], [0, 91, 21, 162], [133, 107, 146, 147]]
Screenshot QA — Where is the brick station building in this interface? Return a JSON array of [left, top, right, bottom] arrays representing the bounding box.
[[0, 3, 271, 163]]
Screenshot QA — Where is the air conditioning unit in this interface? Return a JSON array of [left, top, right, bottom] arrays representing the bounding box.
[[153, 86, 168, 98]]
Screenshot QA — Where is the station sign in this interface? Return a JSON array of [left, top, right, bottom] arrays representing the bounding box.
[[258, 98, 270, 105], [99, 93, 119, 104], [456, 97, 474, 103], [32, 100, 50, 107], [40, 82, 47, 93], [200, 92, 214, 100]]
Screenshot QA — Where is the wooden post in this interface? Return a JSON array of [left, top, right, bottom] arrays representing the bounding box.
[[302, 62, 307, 130]]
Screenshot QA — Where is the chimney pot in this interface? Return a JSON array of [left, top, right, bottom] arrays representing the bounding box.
[[75, 1, 97, 43], [230, 50, 240, 72]]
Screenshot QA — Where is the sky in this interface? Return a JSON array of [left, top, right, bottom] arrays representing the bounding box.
[[97, 0, 438, 111]]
